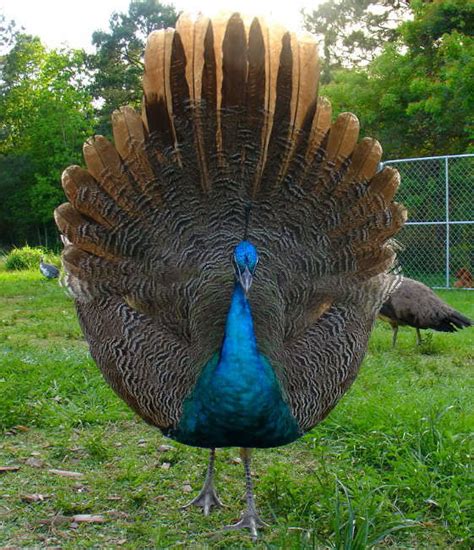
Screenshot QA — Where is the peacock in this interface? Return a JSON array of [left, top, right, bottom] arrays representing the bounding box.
[[379, 276, 472, 346], [39, 257, 60, 279], [54, 12, 406, 538]]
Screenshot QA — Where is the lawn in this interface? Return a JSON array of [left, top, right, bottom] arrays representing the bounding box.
[[0, 270, 472, 549]]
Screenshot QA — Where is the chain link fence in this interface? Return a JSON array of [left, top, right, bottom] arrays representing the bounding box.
[[382, 154, 474, 289]]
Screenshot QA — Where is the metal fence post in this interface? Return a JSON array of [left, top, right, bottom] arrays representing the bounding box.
[[445, 156, 450, 288]]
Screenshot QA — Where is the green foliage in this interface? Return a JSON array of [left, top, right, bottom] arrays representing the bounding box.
[[88, 0, 177, 135], [0, 33, 96, 246], [0, 272, 472, 547], [320, 0, 474, 157], [303, 0, 410, 82], [403, 0, 474, 53], [4, 245, 58, 270]]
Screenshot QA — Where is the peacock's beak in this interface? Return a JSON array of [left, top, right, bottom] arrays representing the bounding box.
[[239, 267, 253, 294]]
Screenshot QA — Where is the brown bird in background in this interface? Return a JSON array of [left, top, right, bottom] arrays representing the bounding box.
[[379, 276, 472, 346]]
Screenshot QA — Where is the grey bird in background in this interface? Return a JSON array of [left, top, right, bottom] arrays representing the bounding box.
[[379, 276, 472, 346], [39, 257, 60, 279]]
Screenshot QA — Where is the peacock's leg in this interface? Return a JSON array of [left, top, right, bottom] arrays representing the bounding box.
[[181, 448, 223, 515], [391, 324, 398, 347], [416, 327, 422, 345], [224, 447, 267, 540]]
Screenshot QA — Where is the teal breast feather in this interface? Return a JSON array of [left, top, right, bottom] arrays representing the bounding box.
[[169, 283, 301, 448]]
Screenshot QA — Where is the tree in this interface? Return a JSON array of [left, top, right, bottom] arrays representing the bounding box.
[[88, 0, 178, 135], [303, 0, 411, 82], [0, 13, 20, 51], [320, 0, 473, 158], [0, 34, 95, 246]]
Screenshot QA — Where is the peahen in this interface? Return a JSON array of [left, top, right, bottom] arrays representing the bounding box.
[[379, 276, 472, 346], [54, 13, 406, 538], [39, 257, 60, 279]]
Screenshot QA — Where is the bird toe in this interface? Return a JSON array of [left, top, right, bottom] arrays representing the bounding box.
[[181, 485, 223, 515]]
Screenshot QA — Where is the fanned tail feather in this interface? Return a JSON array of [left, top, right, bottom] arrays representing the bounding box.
[[55, 12, 406, 431]]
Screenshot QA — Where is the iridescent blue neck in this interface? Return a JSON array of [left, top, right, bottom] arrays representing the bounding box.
[[217, 282, 260, 372], [169, 281, 300, 448]]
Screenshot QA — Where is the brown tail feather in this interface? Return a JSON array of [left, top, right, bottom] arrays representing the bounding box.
[[250, 20, 287, 195], [325, 113, 360, 170], [333, 137, 382, 199], [175, 14, 212, 192], [83, 137, 139, 212], [286, 96, 331, 187], [143, 28, 176, 151], [55, 203, 120, 260], [275, 32, 319, 186], [112, 107, 160, 203]]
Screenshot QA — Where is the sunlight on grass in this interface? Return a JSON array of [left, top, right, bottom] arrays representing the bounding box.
[[0, 271, 472, 548]]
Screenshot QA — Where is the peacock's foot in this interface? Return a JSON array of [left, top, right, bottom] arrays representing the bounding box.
[[224, 509, 268, 541], [181, 483, 224, 516]]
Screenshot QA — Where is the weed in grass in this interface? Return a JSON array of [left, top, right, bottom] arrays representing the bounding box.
[[419, 332, 436, 355], [329, 480, 419, 550], [84, 433, 111, 463]]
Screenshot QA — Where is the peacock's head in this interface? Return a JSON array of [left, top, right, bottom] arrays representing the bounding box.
[[233, 240, 259, 295]]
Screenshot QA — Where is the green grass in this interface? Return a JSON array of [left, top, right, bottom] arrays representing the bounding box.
[[0, 270, 473, 549]]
